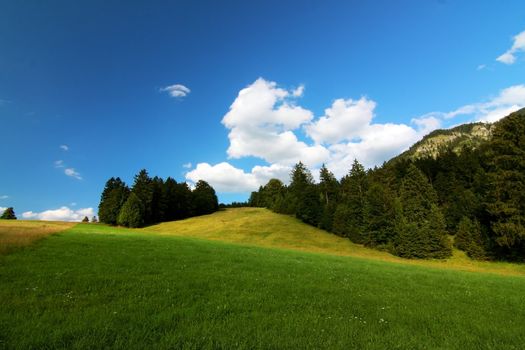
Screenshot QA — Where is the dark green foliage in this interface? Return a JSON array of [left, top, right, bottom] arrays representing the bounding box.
[[0, 207, 17, 220], [98, 177, 130, 225], [399, 164, 437, 223], [364, 183, 396, 247], [91, 216, 98, 223], [484, 109, 525, 259], [192, 180, 219, 216], [288, 162, 321, 226], [332, 204, 350, 237], [131, 169, 154, 225], [318, 165, 339, 231], [455, 216, 487, 260], [340, 160, 368, 243], [117, 192, 145, 228], [82, 216, 89, 223], [423, 205, 452, 259]]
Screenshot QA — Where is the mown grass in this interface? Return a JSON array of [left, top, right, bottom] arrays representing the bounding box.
[[0, 220, 74, 254], [1, 220, 525, 349], [146, 208, 525, 276]]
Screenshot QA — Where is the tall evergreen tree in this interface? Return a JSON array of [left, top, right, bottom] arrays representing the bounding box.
[[318, 165, 339, 231], [340, 159, 368, 243], [484, 109, 525, 259], [117, 192, 145, 228], [131, 169, 153, 225], [192, 180, 218, 216], [0, 207, 16, 220], [364, 182, 396, 247], [289, 162, 320, 225], [98, 177, 130, 225], [455, 216, 487, 260]]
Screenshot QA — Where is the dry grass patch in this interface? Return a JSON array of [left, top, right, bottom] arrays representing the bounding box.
[[0, 220, 75, 254]]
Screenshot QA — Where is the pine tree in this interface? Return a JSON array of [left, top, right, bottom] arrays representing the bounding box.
[[98, 177, 130, 225], [364, 183, 396, 247], [340, 159, 368, 243], [332, 204, 350, 237], [192, 180, 218, 216], [484, 109, 525, 259], [117, 192, 145, 228], [0, 207, 16, 220], [82, 216, 89, 223], [131, 169, 153, 225], [319, 165, 339, 231], [455, 216, 486, 260], [423, 205, 452, 258]]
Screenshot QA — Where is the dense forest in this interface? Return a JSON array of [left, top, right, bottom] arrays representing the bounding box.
[[98, 169, 218, 228], [249, 108, 525, 261]]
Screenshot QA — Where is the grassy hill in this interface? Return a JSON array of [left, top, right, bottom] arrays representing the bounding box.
[[1, 209, 525, 348]]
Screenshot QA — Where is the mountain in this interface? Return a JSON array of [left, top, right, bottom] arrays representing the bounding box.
[[394, 122, 495, 162]]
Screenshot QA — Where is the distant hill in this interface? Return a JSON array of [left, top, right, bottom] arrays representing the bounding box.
[[393, 121, 494, 162]]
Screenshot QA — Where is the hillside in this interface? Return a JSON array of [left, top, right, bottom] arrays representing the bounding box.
[[145, 208, 525, 276], [1, 219, 525, 348], [393, 122, 494, 162]]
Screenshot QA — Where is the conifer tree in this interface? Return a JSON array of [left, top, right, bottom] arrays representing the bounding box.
[[131, 169, 153, 225], [0, 207, 16, 220], [117, 192, 145, 228], [364, 183, 396, 247], [192, 180, 218, 216], [98, 177, 130, 225], [340, 159, 368, 243], [455, 216, 486, 260], [82, 216, 89, 223]]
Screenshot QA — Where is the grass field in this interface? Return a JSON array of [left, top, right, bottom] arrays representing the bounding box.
[[0, 220, 74, 254], [1, 209, 525, 349]]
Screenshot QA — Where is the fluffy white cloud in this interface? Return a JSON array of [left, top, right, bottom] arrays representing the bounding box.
[[186, 78, 525, 194], [222, 78, 329, 167], [59, 144, 69, 151], [185, 162, 291, 193], [497, 30, 525, 65], [160, 84, 191, 98], [65, 168, 82, 180], [22, 207, 94, 222], [0, 207, 6, 214], [305, 97, 376, 144]]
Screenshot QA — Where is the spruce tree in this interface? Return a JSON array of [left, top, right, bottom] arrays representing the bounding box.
[[117, 192, 145, 228], [484, 108, 525, 259], [319, 165, 339, 231], [0, 207, 16, 220], [364, 183, 396, 247], [340, 159, 368, 243], [98, 177, 130, 225], [192, 180, 218, 216], [455, 216, 486, 260], [131, 169, 153, 225]]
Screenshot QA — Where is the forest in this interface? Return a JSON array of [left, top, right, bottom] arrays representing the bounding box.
[[98, 169, 219, 228], [249, 108, 525, 261]]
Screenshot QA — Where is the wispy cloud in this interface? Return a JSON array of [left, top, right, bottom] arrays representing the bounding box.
[[64, 168, 82, 180], [0, 195, 8, 200], [477, 64, 486, 71], [54, 160, 65, 168], [60, 144, 69, 151], [497, 29, 525, 65], [182, 162, 192, 169], [160, 84, 191, 98]]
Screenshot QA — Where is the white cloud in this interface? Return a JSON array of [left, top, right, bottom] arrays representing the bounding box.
[[22, 206, 94, 222], [185, 162, 291, 193], [160, 84, 191, 98], [65, 168, 82, 180], [182, 162, 192, 169], [437, 84, 525, 123], [0, 207, 6, 214], [59, 144, 69, 151], [477, 64, 486, 71], [293, 85, 305, 97], [186, 78, 525, 194], [0, 195, 8, 200], [54, 160, 64, 168], [305, 97, 376, 144], [222, 78, 328, 167], [497, 30, 525, 65]]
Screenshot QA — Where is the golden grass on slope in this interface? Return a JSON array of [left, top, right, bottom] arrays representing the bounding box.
[[0, 220, 75, 254], [145, 208, 525, 277]]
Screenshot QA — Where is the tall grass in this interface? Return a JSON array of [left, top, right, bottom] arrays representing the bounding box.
[[0, 220, 74, 254]]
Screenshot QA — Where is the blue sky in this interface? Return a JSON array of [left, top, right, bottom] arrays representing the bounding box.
[[1, 0, 525, 221]]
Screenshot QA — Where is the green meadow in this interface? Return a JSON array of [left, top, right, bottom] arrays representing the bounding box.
[[1, 208, 525, 349]]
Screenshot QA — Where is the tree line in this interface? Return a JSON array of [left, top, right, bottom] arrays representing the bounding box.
[[98, 169, 218, 228], [249, 108, 525, 261]]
